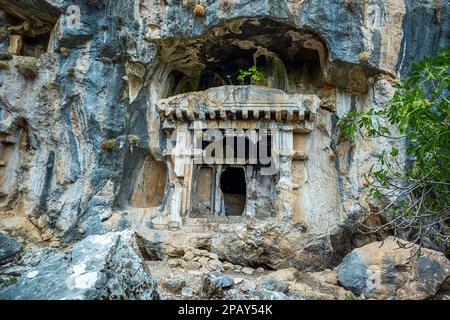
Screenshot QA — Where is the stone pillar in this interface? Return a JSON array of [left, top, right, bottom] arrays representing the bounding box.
[[292, 132, 310, 224], [170, 188, 183, 224], [170, 127, 192, 223], [275, 128, 295, 221]]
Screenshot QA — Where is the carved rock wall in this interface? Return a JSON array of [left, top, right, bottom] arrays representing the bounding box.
[[0, 0, 447, 270]]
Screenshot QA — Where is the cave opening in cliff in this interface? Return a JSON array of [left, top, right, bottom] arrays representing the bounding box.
[[160, 18, 328, 98], [3, 12, 53, 57], [220, 167, 246, 216]]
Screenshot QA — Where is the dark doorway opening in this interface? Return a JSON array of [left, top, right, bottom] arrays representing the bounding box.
[[220, 167, 246, 216]]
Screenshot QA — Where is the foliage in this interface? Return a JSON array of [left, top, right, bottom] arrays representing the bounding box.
[[101, 138, 117, 151], [67, 67, 76, 77], [193, 4, 205, 17], [237, 65, 266, 85], [0, 60, 9, 70], [344, 292, 360, 300], [15, 60, 38, 80], [128, 135, 140, 146], [359, 51, 369, 62], [60, 47, 70, 58], [338, 47, 450, 250]]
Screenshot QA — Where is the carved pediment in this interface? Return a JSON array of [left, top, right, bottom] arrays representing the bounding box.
[[157, 85, 320, 123]]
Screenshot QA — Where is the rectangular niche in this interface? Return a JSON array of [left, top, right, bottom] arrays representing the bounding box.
[[293, 132, 309, 160], [130, 156, 167, 208]]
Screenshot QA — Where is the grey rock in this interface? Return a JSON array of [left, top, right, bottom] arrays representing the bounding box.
[[163, 277, 186, 293], [240, 280, 257, 293], [338, 237, 450, 300], [181, 287, 193, 297], [0, 230, 159, 300], [0, 233, 21, 265], [259, 277, 289, 294], [202, 271, 234, 298], [226, 289, 248, 300], [241, 267, 255, 275]]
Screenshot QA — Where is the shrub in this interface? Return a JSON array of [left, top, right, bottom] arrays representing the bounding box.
[[237, 66, 266, 85], [344, 292, 360, 300], [121, 86, 129, 102], [60, 47, 70, 57], [101, 139, 117, 151], [0, 60, 9, 70], [359, 51, 370, 62], [193, 4, 205, 17], [67, 67, 76, 77], [128, 135, 140, 146], [338, 47, 450, 251], [15, 60, 38, 80]]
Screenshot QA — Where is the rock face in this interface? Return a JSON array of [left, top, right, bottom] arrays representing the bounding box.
[[0, 0, 448, 300], [0, 230, 159, 300], [0, 232, 21, 265], [338, 237, 450, 300]]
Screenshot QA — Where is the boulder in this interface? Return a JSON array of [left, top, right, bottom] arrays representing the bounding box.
[[163, 277, 186, 294], [0, 233, 22, 265], [242, 267, 255, 275], [240, 280, 257, 293], [185, 261, 201, 270], [338, 237, 450, 300], [183, 251, 195, 261], [259, 277, 289, 293], [207, 259, 224, 272], [0, 230, 159, 300], [202, 271, 234, 298], [211, 221, 336, 271], [223, 262, 234, 271]]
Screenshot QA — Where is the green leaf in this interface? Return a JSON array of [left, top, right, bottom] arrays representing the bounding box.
[[390, 148, 399, 157]]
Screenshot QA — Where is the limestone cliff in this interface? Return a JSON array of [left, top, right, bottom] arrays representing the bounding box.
[[0, 0, 448, 299]]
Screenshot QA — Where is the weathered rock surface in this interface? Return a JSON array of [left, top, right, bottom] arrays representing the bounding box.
[[0, 230, 159, 300], [0, 0, 448, 301], [259, 277, 290, 294], [338, 237, 450, 300], [163, 276, 186, 294], [211, 220, 336, 271], [202, 271, 234, 298], [0, 232, 21, 265]]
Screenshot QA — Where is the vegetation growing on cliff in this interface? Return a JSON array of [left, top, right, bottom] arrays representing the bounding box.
[[237, 66, 266, 86], [15, 60, 38, 80], [101, 138, 118, 151], [339, 47, 450, 252], [0, 60, 9, 70]]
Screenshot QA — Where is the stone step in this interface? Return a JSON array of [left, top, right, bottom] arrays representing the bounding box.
[[0, 160, 6, 166]]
